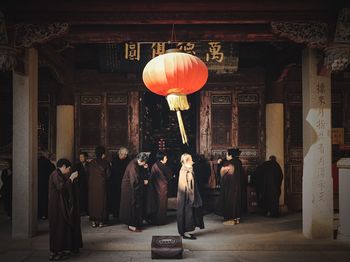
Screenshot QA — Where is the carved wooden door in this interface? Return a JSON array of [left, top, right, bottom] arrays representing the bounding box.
[[284, 92, 303, 211], [75, 93, 130, 158]]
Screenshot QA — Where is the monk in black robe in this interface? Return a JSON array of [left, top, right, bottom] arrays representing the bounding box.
[[38, 152, 56, 219], [147, 151, 173, 225], [88, 146, 111, 227], [177, 153, 204, 240], [119, 152, 149, 232], [108, 147, 130, 219], [255, 155, 283, 217], [75, 152, 89, 215], [219, 148, 243, 225], [48, 159, 82, 261]]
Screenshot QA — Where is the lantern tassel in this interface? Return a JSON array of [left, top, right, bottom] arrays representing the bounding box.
[[176, 110, 188, 145], [166, 94, 190, 111], [166, 94, 189, 144]]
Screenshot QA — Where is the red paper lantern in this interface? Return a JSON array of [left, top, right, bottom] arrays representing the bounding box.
[[143, 49, 208, 144]]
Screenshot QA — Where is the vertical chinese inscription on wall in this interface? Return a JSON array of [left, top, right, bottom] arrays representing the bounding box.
[[315, 81, 328, 204]]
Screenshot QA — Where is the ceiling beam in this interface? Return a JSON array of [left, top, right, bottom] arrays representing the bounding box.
[[65, 24, 282, 43]]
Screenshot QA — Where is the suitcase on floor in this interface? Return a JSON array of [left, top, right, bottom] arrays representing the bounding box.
[[151, 235, 183, 259]]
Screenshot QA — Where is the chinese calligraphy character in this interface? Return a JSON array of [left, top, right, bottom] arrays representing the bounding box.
[[151, 42, 166, 58], [316, 119, 326, 130], [316, 82, 325, 94], [206, 42, 224, 63], [318, 95, 326, 106], [318, 143, 324, 154], [125, 42, 140, 61], [177, 42, 196, 55]]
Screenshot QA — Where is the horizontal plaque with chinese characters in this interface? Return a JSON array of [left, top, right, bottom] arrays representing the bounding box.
[[99, 42, 239, 74]]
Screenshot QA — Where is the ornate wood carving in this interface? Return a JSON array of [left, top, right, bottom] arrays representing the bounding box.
[[335, 8, 350, 44], [81, 95, 102, 105], [271, 22, 328, 48], [324, 45, 350, 72], [240, 149, 258, 158], [238, 106, 259, 146], [238, 94, 259, 104], [14, 22, 70, 48], [0, 12, 17, 71], [211, 94, 231, 105], [39, 57, 64, 84], [211, 105, 232, 147], [107, 95, 128, 105], [199, 91, 211, 157]]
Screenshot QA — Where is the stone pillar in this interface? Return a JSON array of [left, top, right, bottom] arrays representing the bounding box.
[[337, 158, 350, 241], [302, 48, 333, 239], [56, 105, 74, 162], [266, 103, 285, 206], [12, 48, 38, 238]]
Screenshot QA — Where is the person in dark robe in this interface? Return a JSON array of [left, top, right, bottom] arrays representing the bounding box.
[[38, 151, 56, 219], [193, 154, 211, 201], [177, 153, 204, 240], [75, 152, 89, 215], [147, 151, 173, 225], [0, 160, 12, 217], [219, 148, 243, 225], [48, 158, 82, 261], [255, 155, 283, 217], [108, 147, 130, 219], [88, 146, 111, 228], [119, 152, 149, 232]]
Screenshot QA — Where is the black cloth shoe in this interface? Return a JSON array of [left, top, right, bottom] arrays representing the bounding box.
[[182, 234, 196, 240]]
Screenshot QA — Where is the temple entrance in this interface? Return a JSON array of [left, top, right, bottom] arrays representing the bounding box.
[[140, 91, 198, 160]]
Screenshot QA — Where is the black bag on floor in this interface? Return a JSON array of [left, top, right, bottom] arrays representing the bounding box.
[[151, 235, 183, 259]]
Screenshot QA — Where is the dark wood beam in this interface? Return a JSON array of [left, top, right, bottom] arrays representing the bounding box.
[[4, 11, 334, 25], [2, 0, 338, 25], [65, 24, 283, 43]]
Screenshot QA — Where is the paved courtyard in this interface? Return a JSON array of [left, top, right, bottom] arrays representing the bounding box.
[[1, 205, 350, 261]]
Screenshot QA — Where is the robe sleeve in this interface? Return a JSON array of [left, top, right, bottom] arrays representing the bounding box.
[[51, 172, 72, 191]]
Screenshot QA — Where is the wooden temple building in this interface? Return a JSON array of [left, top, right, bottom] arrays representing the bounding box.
[[0, 0, 350, 240]]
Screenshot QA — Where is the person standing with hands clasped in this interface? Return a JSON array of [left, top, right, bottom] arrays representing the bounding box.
[[48, 159, 82, 261], [177, 153, 204, 240]]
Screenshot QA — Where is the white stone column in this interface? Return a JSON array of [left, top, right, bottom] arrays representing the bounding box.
[[56, 105, 74, 162], [12, 48, 38, 238], [337, 158, 350, 241], [266, 103, 285, 206], [302, 48, 333, 239]]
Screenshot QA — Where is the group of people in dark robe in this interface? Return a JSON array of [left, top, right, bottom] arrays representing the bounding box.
[[119, 151, 178, 232], [218, 147, 284, 224], [45, 144, 283, 259]]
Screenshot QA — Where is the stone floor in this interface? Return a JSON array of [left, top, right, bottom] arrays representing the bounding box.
[[0, 206, 350, 261]]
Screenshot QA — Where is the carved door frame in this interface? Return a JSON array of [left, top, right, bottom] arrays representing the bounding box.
[[75, 92, 138, 160]]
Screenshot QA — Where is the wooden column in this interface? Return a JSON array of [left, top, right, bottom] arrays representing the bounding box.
[[198, 91, 211, 157], [128, 91, 140, 155], [266, 81, 285, 207], [56, 53, 75, 162], [12, 48, 38, 238]]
